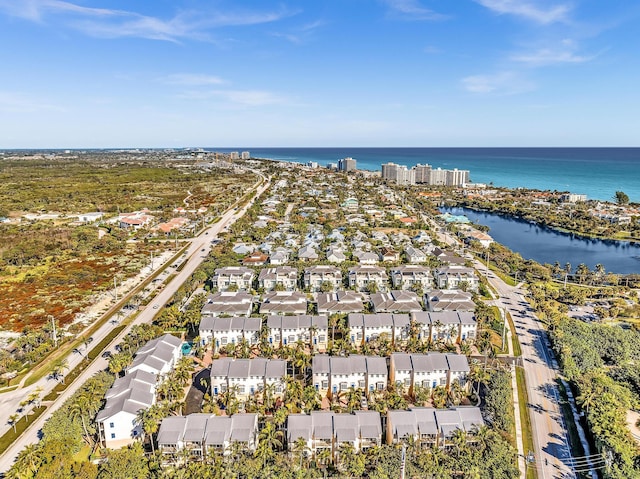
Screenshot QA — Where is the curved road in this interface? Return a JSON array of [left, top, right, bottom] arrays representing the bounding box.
[[432, 224, 576, 479], [0, 173, 270, 473]]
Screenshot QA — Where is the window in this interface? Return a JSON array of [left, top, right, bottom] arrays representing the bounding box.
[[340, 382, 348, 391], [321, 380, 328, 389], [358, 380, 365, 388], [109, 422, 114, 428], [376, 382, 385, 390], [238, 385, 246, 394], [111, 433, 116, 439], [221, 337, 228, 345], [440, 378, 446, 386], [319, 335, 326, 342], [404, 378, 411, 387]]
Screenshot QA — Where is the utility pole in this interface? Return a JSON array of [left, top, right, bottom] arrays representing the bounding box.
[[399, 444, 406, 479], [50, 316, 57, 348], [150, 251, 154, 270], [502, 308, 507, 352], [114, 276, 118, 302]]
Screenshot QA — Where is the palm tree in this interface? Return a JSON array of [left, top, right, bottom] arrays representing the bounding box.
[[137, 405, 161, 454], [292, 437, 310, 470], [6, 443, 42, 478], [8, 413, 19, 433], [432, 386, 447, 408], [69, 392, 95, 445], [255, 421, 283, 467], [50, 358, 68, 383]]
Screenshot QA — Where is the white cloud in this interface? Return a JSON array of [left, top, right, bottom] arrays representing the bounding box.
[[163, 74, 225, 86], [0, 0, 292, 42], [461, 71, 535, 95], [511, 48, 593, 66], [271, 19, 325, 44], [382, 0, 447, 21], [475, 0, 570, 24]]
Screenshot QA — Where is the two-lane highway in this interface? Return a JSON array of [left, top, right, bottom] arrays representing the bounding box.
[[0, 174, 270, 473]]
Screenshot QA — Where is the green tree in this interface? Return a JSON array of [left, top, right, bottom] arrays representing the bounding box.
[[97, 443, 149, 479], [614, 191, 630, 205]]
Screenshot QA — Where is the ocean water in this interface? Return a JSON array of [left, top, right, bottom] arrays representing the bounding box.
[[215, 147, 640, 203]]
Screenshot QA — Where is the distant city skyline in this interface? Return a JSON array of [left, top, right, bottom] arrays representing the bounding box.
[[1, 1, 639, 148]]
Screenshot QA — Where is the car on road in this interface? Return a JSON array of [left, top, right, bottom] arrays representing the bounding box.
[[201, 248, 206, 251], [153, 304, 159, 309], [101, 351, 112, 359], [87, 337, 94, 343]]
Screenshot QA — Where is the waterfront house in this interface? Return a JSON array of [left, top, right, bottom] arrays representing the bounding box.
[[127, 334, 182, 378], [389, 353, 469, 394], [411, 311, 477, 343], [312, 355, 388, 398]]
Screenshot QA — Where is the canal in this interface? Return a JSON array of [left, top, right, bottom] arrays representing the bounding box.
[[440, 207, 640, 275]]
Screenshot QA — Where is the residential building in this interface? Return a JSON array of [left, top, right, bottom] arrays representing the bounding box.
[[425, 290, 475, 312], [403, 245, 427, 264], [326, 247, 347, 263], [369, 290, 423, 313], [287, 411, 382, 463], [316, 291, 367, 315], [298, 245, 319, 262], [127, 334, 182, 378], [434, 266, 479, 292], [303, 265, 343, 292], [257, 266, 298, 292], [198, 316, 261, 351], [242, 251, 269, 266], [348, 265, 389, 292], [157, 413, 259, 458], [96, 369, 157, 449], [411, 311, 477, 343], [266, 314, 329, 350], [389, 353, 469, 394], [390, 265, 433, 291], [338, 157, 357, 172], [386, 407, 484, 448], [209, 358, 287, 400], [379, 247, 399, 263], [201, 292, 254, 317], [211, 267, 255, 291], [259, 291, 308, 315], [354, 250, 379, 265], [312, 355, 387, 397]]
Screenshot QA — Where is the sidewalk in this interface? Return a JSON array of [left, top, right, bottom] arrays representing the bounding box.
[[504, 309, 526, 478]]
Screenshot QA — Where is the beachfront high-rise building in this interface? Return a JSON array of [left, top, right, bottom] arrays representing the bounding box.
[[241, 151, 250, 160], [413, 164, 432, 184], [382, 163, 469, 187], [338, 157, 357, 172], [446, 168, 469, 186], [381, 162, 415, 185], [229, 151, 240, 160]]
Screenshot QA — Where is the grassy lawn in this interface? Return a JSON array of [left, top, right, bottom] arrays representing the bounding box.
[[556, 380, 590, 479], [516, 367, 537, 479], [506, 312, 522, 357], [0, 406, 46, 455]]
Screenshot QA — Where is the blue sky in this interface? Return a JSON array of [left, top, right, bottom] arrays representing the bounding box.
[[1, 0, 639, 148]]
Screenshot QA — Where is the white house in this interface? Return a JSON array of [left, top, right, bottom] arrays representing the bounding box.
[[369, 290, 423, 313], [434, 266, 479, 292], [198, 316, 261, 351], [201, 292, 254, 317], [316, 291, 366, 315], [211, 267, 255, 291], [158, 413, 259, 458], [96, 369, 157, 449], [257, 266, 299, 292], [389, 265, 433, 291], [266, 314, 329, 350], [389, 353, 469, 394], [312, 354, 387, 398], [411, 311, 477, 344], [348, 266, 389, 292], [425, 290, 475, 312], [259, 291, 308, 315], [303, 265, 343, 292], [403, 245, 428, 264], [209, 358, 287, 400], [127, 334, 182, 378]]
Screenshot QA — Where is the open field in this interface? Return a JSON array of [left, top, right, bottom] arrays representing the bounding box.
[[0, 153, 255, 332]]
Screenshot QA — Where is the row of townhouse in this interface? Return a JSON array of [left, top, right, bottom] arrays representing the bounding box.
[[288, 411, 382, 463], [389, 353, 470, 394], [209, 265, 479, 294], [209, 357, 287, 399], [197, 312, 476, 355], [156, 407, 485, 463], [311, 352, 470, 398], [198, 316, 261, 351], [200, 288, 473, 318], [96, 334, 183, 449], [158, 413, 258, 459]]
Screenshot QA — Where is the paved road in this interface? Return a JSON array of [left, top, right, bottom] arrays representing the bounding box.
[[432, 224, 575, 478], [0, 174, 270, 473]]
